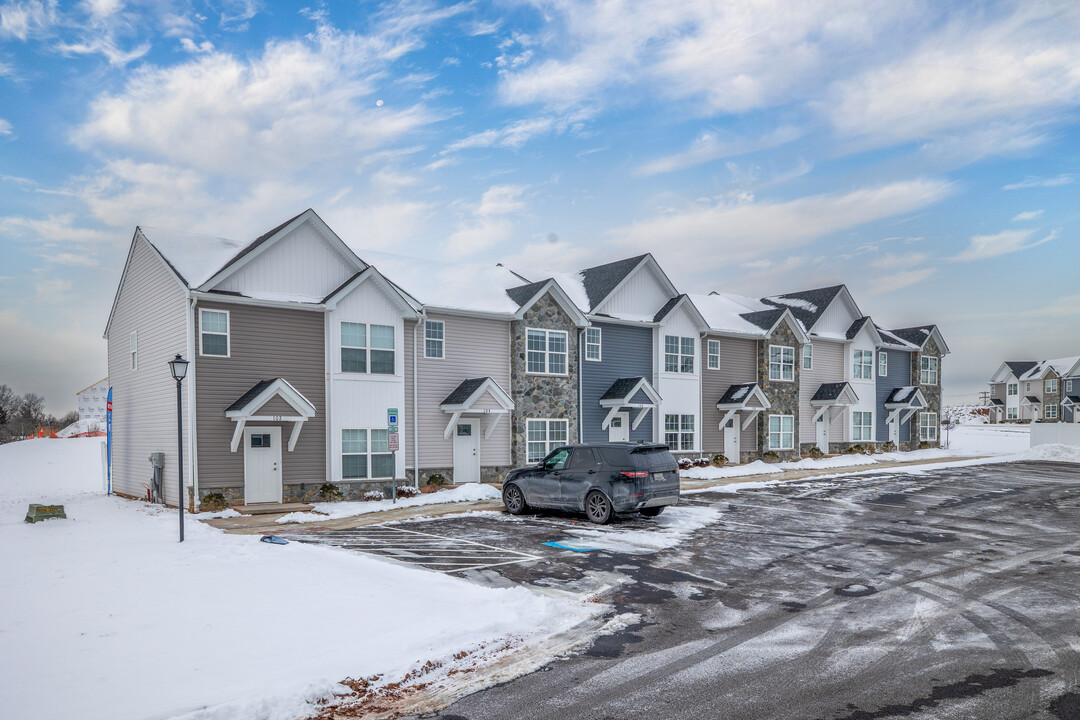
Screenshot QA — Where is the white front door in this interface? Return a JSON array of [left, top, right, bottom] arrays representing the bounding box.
[[453, 419, 481, 483], [889, 416, 900, 446], [816, 416, 829, 453], [723, 418, 740, 463], [608, 412, 630, 442], [244, 427, 282, 504]]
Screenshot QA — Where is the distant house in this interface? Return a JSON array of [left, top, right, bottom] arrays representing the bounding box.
[[988, 357, 1080, 423], [76, 377, 109, 424]]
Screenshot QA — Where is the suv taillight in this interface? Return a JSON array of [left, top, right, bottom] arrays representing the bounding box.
[[620, 471, 648, 479]]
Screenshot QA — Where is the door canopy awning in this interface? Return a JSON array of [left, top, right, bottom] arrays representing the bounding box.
[[810, 382, 859, 423], [599, 377, 662, 431], [1063, 395, 1080, 407], [883, 386, 927, 427], [440, 377, 514, 439], [715, 383, 770, 431], [225, 378, 316, 452]]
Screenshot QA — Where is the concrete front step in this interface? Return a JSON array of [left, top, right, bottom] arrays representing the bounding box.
[[231, 502, 313, 516]]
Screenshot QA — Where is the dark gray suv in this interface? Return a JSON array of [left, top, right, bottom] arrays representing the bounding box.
[[501, 443, 680, 524]]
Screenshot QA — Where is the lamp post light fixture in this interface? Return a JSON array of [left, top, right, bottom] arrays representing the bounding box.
[[168, 354, 189, 542]]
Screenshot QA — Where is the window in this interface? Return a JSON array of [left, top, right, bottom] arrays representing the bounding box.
[[567, 448, 600, 470], [708, 340, 720, 370], [664, 414, 695, 451], [769, 345, 795, 381], [768, 415, 794, 450], [526, 419, 568, 463], [1067, 380, 1073, 393], [919, 412, 938, 442], [878, 351, 888, 377], [341, 322, 395, 374], [920, 356, 939, 385], [1007, 383, 1018, 396], [802, 344, 813, 370], [342, 429, 394, 479], [1007, 407, 1018, 420], [526, 329, 568, 375], [585, 327, 602, 362], [1026, 382, 1031, 392], [1046, 404, 1058, 419], [665, 335, 695, 373], [424, 321, 444, 359], [853, 411, 873, 441], [853, 350, 873, 379], [200, 309, 229, 357], [250, 433, 271, 448], [129, 331, 138, 371], [1046, 378, 1058, 394]]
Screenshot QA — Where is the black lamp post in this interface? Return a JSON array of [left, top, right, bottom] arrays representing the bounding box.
[[168, 354, 189, 542]]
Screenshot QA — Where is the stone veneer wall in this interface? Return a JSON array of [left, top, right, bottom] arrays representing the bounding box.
[[757, 320, 802, 461], [913, 336, 942, 447], [406, 466, 512, 485], [1040, 371, 1061, 422], [510, 293, 580, 467]]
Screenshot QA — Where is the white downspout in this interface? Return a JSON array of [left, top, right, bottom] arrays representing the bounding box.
[[325, 310, 332, 483], [187, 295, 199, 511], [578, 327, 584, 444], [413, 313, 421, 487]]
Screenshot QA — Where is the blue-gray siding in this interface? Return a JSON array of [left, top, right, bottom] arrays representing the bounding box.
[[876, 348, 912, 442], [581, 322, 654, 444]]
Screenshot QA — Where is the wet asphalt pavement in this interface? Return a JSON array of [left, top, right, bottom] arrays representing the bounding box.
[[368, 462, 1080, 719]]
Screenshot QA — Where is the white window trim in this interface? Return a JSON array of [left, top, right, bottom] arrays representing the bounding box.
[[1007, 407, 1018, 420], [526, 418, 569, 463], [852, 411, 873, 442], [802, 344, 812, 370], [424, 320, 445, 360], [919, 412, 939, 442], [1007, 383, 1018, 396], [707, 340, 720, 370], [341, 428, 395, 480], [1045, 378, 1058, 394], [853, 349, 874, 380], [920, 356, 939, 385], [663, 335, 695, 374], [129, 330, 138, 371], [878, 351, 887, 377], [768, 414, 794, 450], [769, 345, 795, 382], [663, 413, 695, 451], [340, 321, 397, 375], [526, 328, 570, 376], [1046, 404, 1058, 419], [585, 327, 602, 362], [1067, 380, 1073, 393], [199, 308, 230, 358]]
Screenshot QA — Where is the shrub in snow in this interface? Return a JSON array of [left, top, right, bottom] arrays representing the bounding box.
[[761, 451, 780, 463], [918, 441, 934, 450], [201, 492, 228, 512], [678, 458, 693, 470], [362, 490, 385, 502], [693, 457, 710, 468], [806, 447, 824, 459], [427, 473, 447, 487], [846, 444, 865, 455], [395, 485, 420, 498], [710, 453, 728, 467], [881, 441, 897, 453], [318, 483, 344, 502]]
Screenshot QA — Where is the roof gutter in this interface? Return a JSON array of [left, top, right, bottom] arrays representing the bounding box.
[[189, 291, 328, 312]]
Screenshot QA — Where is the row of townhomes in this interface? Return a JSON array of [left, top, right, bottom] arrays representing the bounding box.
[[986, 357, 1080, 423], [105, 210, 949, 508]]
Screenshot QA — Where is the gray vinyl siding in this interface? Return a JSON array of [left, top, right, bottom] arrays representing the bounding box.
[[989, 382, 1006, 401], [876, 348, 913, 442], [580, 322, 654, 444], [404, 312, 512, 469], [106, 232, 191, 507], [194, 301, 326, 491], [799, 339, 845, 442], [700, 335, 758, 452]]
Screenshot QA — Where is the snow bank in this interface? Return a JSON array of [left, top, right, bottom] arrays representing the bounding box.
[[551, 506, 721, 554], [0, 438, 594, 720], [682, 460, 782, 480], [1022, 443, 1080, 463], [277, 483, 502, 524]]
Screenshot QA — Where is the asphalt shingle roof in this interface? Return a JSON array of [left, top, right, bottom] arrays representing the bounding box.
[[505, 279, 549, 308], [846, 316, 871, 340], [1005, 361, 1038, 378], [225, 379, 277, 413], [579, 255, 649, 311], [653, 295, 684, 323], [761, 285, 844, 330], [739, 308, 785, 332], [989, 398, 1005, 406], [600, 377, 648, 402], [812, 382, 852, 402], [892, 325, 936, 349], [1024, 395, 1041, 404], [441, 378, 490, 407], [884, 386, 922, 405], [717, 383, 759, 405]]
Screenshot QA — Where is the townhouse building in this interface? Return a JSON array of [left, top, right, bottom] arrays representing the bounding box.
[[988, 357, 1080, 423]]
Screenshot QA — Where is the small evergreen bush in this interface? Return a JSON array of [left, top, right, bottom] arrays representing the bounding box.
[[395, 485, 421, 498], [318, 483, 344, 502], [201, 492, 228, 512], [711, 453, 728, 467]]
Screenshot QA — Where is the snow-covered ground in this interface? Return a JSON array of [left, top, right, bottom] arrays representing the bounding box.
[[0, 438, 596, 720], [277, 483, 502, 524]]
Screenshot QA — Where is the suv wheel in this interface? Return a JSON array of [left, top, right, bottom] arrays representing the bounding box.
[[503, 484, 527, 515], [585, 490, 613, 524], [640, 506, 665, 517]]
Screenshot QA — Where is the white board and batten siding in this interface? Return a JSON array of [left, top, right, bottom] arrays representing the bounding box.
[[404, 312, 513, 470], [215, 222, 357, 300], [655, 304, 702, 451], [107, 232, 192, 507], [598, 264, 671, 319], [328, 279, 409, 480], [848, 326, 877, 441], [799, 339, 845, 445], [811, 295, 858, 338]]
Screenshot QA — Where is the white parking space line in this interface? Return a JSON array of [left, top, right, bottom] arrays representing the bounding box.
[[281, 526, 542, 574]]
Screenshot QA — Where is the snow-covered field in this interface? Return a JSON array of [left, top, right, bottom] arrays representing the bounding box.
[[0, 438, 596, 720]]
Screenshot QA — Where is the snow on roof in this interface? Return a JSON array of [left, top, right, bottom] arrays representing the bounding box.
[[893, 386, 915, 402], [732, 386, 750, 400], [139, 226, 249, 288], [876, 325, 919, 350], [542, 271, 591, 314], [690, 293, 772, 336], [352, 249, 523, 314], [762, 295, 817, 313], [1025, 356, 1080, 380]]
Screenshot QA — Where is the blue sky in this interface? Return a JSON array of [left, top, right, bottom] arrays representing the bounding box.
[[1, 0, 1078, 413]]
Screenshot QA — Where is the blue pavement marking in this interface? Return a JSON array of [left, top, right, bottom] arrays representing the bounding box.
[[543, 541, 596, 552]]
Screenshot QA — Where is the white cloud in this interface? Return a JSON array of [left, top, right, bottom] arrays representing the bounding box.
[[608, 178, 953, 272], [636, 126, 804, 176], [443, 115, 571, 154], [0, 118, 12, 135], [862, 267, 936, 296], [179, 37, 213, 53], [1012, 210, 1044, 221], [1002, 174, 1075, 190], [951, 228, 1057, 262], [0, 0, 57, 40], [444, 184, 526, 256]]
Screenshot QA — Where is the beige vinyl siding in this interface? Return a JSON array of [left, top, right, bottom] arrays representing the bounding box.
[[195, 301, 326, 490], [800, 339, 845, 442], [405, 312, 512, 469], [700, 335, 758, 452], [106, 232, 191, 507]]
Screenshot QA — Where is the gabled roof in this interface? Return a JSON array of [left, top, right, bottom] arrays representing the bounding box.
[[439, 377, 513, 411], [1063, 395, 1080, 406], [506, 279, 548, 307], [1019, 356, 1080, 381], [1006, 361, 1038, 377], [321, 266, 420, 316], [506, 278, 591, 327], [989, 398, 1005, 406], [580, 254, 650, 310], [224, 378, 316, 418], [884, 386, 926, 408], [845, 316, 883, 345], [891, 325, 951, 355], [1022, 395, 1041, 404], [875, 324, 919, 350], [761, 285, 849, 330], [810, 382, 859, 405], [741, 308, 786, 333], [652, 294, 708, 330], [599, 377, 662, 406], [715, 383, 770, 409]]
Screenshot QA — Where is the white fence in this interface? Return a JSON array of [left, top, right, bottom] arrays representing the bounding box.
[[1031, 423, 1080, 448]]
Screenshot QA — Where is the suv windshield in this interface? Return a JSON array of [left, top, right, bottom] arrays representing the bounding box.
[[543, 448, 570, 470], [631, 447, 677, 472]]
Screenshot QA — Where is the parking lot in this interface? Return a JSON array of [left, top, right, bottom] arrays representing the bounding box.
[[383, 461, 1080, 720]]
